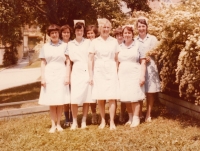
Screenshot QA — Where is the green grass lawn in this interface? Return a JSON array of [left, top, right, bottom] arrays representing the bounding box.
[[0, 82, 40, 104], [1, 102, 200, 150]]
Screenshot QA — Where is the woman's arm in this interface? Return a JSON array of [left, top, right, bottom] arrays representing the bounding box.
[[115, 52, 119, 72], [65, 55, 71, 85], [41, 58, 47, 87], [88, 53, 94, 85], [139, 58, 146, 87]]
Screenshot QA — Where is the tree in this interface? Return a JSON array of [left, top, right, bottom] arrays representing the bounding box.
[[122, 0, 151, 12], [0, 0, 32, 66], [0, 0, 125, 66]]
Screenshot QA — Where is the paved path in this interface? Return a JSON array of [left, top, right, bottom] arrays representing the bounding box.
[[0, 58, 40, 90]]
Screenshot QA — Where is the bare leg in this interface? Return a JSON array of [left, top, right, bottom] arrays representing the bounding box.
[[125, 103, 133, 125], [146, 93, 155, 122], [130, 102, 140, 127], [98, 100, 106, 129], [56, 105, 63, 131], [70, 104, 78, 130], [109, 99, 116, 130], [90, 103, 97, 124], [49, 106, 57, 133], [81, 103, 89, 129]]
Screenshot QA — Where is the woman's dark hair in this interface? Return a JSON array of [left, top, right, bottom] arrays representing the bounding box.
[[122, 26, 134, 36], [114, 27, 123, 37], [60, 24, 73, 39], [47, 24, 60, 36], [85, 25, 98, 37], [136, 19, 148, 27], [74, 22, 84, 31]]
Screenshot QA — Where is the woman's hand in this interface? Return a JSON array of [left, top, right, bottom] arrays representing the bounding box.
[[146, 56, 151, 63], [41, 78, 46, 87], [64, 77, 70, 85], [139, 76, 145, 87], [89, 77, 93, 85]]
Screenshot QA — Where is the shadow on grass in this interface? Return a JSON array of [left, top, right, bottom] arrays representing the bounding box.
[[0, 82, 40, 104]]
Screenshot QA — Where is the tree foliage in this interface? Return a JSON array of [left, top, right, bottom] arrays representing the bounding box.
[[122, 0, 151, 12], [0, 0, 125, 66]]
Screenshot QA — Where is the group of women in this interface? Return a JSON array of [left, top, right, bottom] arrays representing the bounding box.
[[38, 17, 160, 133]]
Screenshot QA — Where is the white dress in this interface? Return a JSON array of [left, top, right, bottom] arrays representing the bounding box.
[[135, 34, 161, 93], [89, 36, 120, 100], [118, 41, 146, 102], [38, 41, 70, 105], [66, 38, 95, 105]]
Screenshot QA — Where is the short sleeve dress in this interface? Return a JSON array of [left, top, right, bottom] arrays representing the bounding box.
[[88, 36, 120, 100], [118, 41, 146, 102], [66, 38, 95, 105], [135, 34, 161, 93], [38, 41, 70, 105]]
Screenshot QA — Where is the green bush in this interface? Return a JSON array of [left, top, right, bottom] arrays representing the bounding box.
[[3, 46, 18, 67], [126, 0, 200, 104]]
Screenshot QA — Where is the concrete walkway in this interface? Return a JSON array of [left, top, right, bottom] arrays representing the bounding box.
[[0, 57, 41, 90]]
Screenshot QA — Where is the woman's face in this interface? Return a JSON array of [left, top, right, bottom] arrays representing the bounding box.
[[87, 30, 96, 40], [50, 30, 59, 43], [100, 23, 110, 38], [137, 22, 147, 37], [62, 28, 70, 42], [75, 26, 84, 39], [116, 33, 124, 44], [123, 28, 133, 43]]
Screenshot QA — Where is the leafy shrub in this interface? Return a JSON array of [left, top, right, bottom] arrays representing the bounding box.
[[126, 0, 200, 104]]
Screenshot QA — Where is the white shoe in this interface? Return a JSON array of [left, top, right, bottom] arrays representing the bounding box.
[[81, 122, 87, 129], [49, 126, 56, 133], [125, 121, 132, 126], [145, 117, 152, 122], [130, 116, 140, 128], [110, 124, 116, 130], [57, 125, 63, 132], [70, 124, 78, 130], [98, 123, 106, 129]]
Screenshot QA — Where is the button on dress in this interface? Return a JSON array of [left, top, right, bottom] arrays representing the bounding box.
[[89, 36, 120, 100], [118, 41, 146, 102], [135, 34, 161, 93], [38, 41, 70, 105], [66, 39, 95, 105]]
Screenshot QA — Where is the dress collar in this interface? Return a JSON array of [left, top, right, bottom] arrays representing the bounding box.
[[136, 34, 150, 42], [50, 39, 62, 46], [121, 40, 136, 49], [72, 38, 85, 46]]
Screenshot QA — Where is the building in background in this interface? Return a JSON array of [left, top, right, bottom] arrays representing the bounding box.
[[0, 25, 43, 65]]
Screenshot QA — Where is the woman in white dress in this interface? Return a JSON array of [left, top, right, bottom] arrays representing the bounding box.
[[113, 27, 127, 124], [135, 17, 161, 122], [60, 24, 73, 127], [118, 25, 146, 127], [66, 20, 95, 130], [85, 25, 98, 124], [39, 24, 71, 133], [88, 18, 119, 130]]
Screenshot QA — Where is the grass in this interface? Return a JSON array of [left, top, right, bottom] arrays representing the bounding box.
[[0, 82, 40, 104], [24, 60, 41, 69], [1, 102, 200, 150]]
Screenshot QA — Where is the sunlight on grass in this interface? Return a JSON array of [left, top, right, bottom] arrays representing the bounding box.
[[24, 60, 41, 69], [0, 82, 40, 103], [1, 103, 200, 150]]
